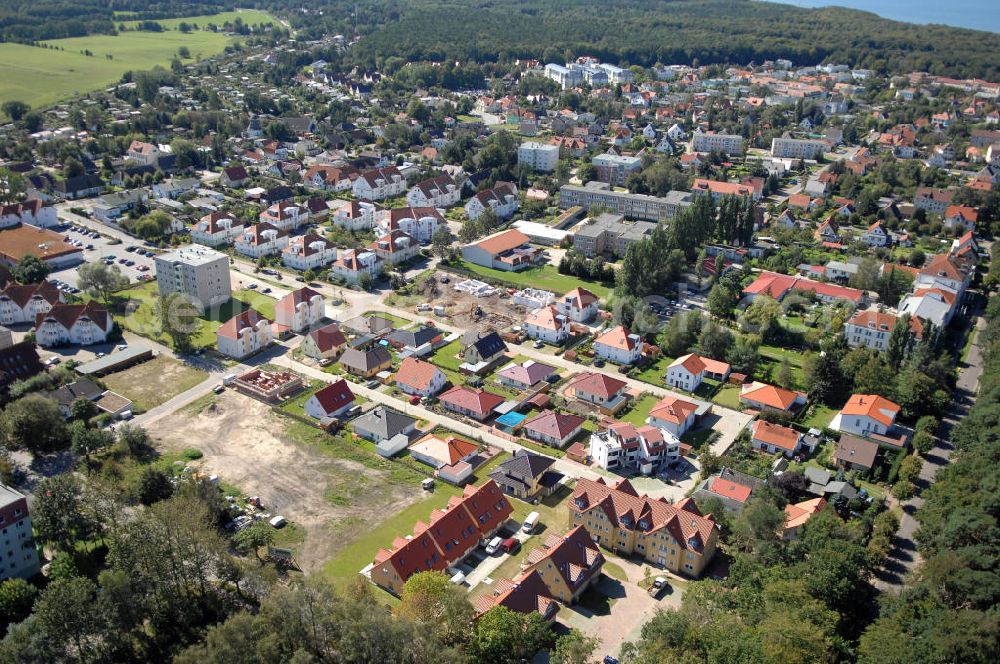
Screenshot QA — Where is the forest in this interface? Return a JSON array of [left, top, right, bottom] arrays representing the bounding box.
[[338, 0, 1000, 80]]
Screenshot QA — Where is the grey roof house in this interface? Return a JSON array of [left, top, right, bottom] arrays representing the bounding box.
[[489, 449, 564, 500], [352, 406, 417, 443]]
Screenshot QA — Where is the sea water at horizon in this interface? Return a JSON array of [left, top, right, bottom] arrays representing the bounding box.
[[774, 0, 1000, 34]]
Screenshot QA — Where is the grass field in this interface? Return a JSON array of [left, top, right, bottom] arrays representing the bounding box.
[[101, 355, 207, 411], [109, 282, 277, 350], [0, 10, 273, 111], [451, 261, 613, 300], [620, 394, 659, 426]]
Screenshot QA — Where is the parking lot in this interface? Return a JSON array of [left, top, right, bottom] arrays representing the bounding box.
[[48, 223, 157, 289]]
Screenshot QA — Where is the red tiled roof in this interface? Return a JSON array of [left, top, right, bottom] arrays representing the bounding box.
[[751, 419, 801, 452], [840, 394, 899, 427], [709, 477, 753, 503], [523, 410, 585, 440], [566, 371, 627, 399], [310, 379, 355, 415], [305, 322, 346, 352], [395, 357, 443, 391], [440, 385, 505, 417], [35, 301, 108, 332], [740, 381, 804, 411], [217, 308, 270, 340]]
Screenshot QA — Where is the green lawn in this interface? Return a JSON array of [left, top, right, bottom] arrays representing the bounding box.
[[0, 10, 273, 111], [120, 10, 274, 31], [450, 261, 612, 300], [109, 282, 276, 350], [428, 339, 464, 372], [620, 394, 659, 426], [363, 311, 412, 327], [633, 355, 673, 386], [712, 385, 743, 410], [800, 404, 837, 430], [321, 485, 464, 589]]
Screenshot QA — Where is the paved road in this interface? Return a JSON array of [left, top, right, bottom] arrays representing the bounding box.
[[873, 314, 985, 591]]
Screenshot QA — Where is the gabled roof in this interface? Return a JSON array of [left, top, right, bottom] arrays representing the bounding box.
[[594, 325, 638, 351], [305, 322, 347, 352], [570, 478, 717, 551], [310, 379, 355, 415], [217, 308, 270, 340], [562, 287, 599, 308], [496, 360, 556, 387], [440, 385, 505, 416], [468, 330, 508, 358], [473, 229, 530, 255], [648, 395, 698, 425], [784, 497, 826, 530], [275, 287, 322, 318], [0, 281, 61, 309], [708, 477, 753, 503], [669, 353, 706, 375], [750, 419, 801, 452], [834, 434, 879, 469], [566, 371, 627, 399], [339, 345, 391, 372], [353, 406, 416, 439], [410, 433, 478, 466], [740, 381, 804, 411], [839, 394, 899, 427], [36, 301, 109, 332], [0, 341, 44, 392], [395, 357, 443, 390], [525, 305, 564, 331], [523, 410, 585, 440]]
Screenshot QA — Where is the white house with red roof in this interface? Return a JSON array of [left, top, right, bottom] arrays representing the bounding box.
[[406, 175, 461, 208], [646, 395, 698, 437], [496, 360, 557, 390], [523, 410, 585, 448], [329, 200, 376, 231], [524, 305, 569, 344], [126, 140, 162, 166], [742, 271, 865, 306], [352, 166, 406, 201], [330, 248, 382, 285], [282, 233, 337, 271], [260, 202, 309, 232], [235, 222, 289, 259], [34, 302, 112, 347], [274, 287, 324, 334], [739, 381, 807, 414], [216, 309, 273, 359], [376, 207, 443, 243], [439, 385, 505, 421], [830, 394, 900, 438], [395, 357, 446, 397], [593, 325, 644, 364], [861, 220, 890, 247], [750, 419, 803, 458], [589, 420, 681, 472], [943, 205, 978, 231], [844, 309, 921, 352], [565, 371, 629, 413], [665, 353, 730, 392], [0, 280, 62, 325], [555, 287, 600, 323], [0, 199, 57, 229], [371, 230, 419, 265], [305, 379, 355, 420], [464, 181, 518, 220], [461, 228, 542, 272], [192, 211, 244, 248]]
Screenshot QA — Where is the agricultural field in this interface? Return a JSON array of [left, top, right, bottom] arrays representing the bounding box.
[[0, 10, 274, 112]]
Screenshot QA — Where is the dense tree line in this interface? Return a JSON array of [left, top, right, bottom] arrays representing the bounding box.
[[342, 0, 1000, 80], [856, 294, 1000, 663], [0, 1, 233, 42]]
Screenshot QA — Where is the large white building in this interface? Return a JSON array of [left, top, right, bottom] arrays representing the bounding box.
[[0, 484, 40, 581], [770, 137, 831, 159], [589, 421, 680, 473], [282, 233, 337, 271], [34, 302, 113, 347], [352, 167, 406, 201], [544, 63, 583, 89], [517, 142, 560, 172], [153, 245, 232, 313], [191, 211, 244, 247], [691, 132, 744, 155], [406, 175, 461, 208], [216, 309, 273, 359], [274, 287, 324, 334], [235, 223, 290, 259]]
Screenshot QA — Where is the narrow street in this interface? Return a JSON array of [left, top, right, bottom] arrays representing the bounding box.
[[873, 313, 985, 591]]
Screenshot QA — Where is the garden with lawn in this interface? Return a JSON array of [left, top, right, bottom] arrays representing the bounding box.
[[446, 260, 613, 299]]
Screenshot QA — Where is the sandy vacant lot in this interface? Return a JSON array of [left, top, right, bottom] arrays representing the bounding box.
[[153, 390, 421, 572], [102, 355, 208, 412]]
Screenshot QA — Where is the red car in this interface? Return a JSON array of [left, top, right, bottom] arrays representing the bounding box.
[[500, 537, 521, 554], [409, 395, 420, 405]]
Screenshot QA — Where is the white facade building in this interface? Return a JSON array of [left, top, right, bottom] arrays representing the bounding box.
[[153, 245, 232, 313], [517, 142, 560, 172]]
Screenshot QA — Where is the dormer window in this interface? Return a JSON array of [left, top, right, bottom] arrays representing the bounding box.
[[638, 519, 650, 530], [574, 497, 587, 509]]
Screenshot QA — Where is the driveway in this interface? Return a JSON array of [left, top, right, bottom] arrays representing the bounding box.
[[559, 554, 683, 658]]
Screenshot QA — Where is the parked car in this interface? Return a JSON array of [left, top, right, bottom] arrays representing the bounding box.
[[648, 576, 670, 599], [484, 536, 503, 555], [522, 511, 540, 533], [500, 537, 521, 554]]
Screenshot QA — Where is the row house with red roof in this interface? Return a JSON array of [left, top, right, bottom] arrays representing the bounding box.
[[330, 200, 377, 231], [192, 211, 244, 248], [352, 166, 406, 201], [283, 233, 337, 271], [0, 280, 62, 325], [569, 477, 719, 576], [235, 222, 289, 259], [406, 174, 461, 209], [34, 302, 112, 347], [216, 309, 273, 360], [369, 480, 513, 595], [375, 207, 442, 243], [741, 271, 866, 307]]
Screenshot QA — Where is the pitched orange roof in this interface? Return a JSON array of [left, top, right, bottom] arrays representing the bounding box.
[[395, 357, 442, 391], [740, 381, 804, 411], [840, 394, 899, 427], [648, 395, 697, 425], [475, 229, 530, 255], [751, 419, 801, 452], [708, 477, 753, 503], [595, 325, 638, 351], [784, 497, 826, 531]]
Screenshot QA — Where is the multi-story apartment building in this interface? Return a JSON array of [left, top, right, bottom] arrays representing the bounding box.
[[544, 63, 583, 89], [0, 485, 40, 581], [517, 142, 560, 172], [216, 309, 273, 359], [559, 183, 691, 222], [568, 477, 719, 577], [691, 132, 744, 155], [274, 287, 324, 334], [153, 245, 232, 313], [770, 137, 832, 159], [352, 166, 407, 201], [589, 421, 680, 472], [406, 175, 461, 208], [573, 213, 656, 258], [0, 281, 61, 326], [282, 234, 337, 271], [235, 222, 290, 259], [191, 211, 244, 247], [592, 153, 642, 185], [34, 302, 113, 347]]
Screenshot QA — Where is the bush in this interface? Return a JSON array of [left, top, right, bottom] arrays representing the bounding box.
[[182, 448, 204, 460]]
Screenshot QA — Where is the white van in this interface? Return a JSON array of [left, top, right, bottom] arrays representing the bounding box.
[[522, 511, 540, 534], [222, 373, 238, 386]]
